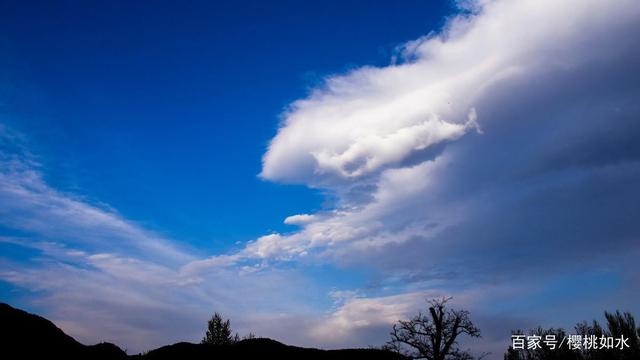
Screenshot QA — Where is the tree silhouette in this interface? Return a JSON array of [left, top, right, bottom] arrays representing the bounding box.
[[504, 310, 640, 360], [384, 297, 483, 360], [503, 327, 579, 360], [201, 312, 237, 345]]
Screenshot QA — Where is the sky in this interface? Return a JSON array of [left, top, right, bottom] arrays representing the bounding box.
[[1, 0, 639, 358]]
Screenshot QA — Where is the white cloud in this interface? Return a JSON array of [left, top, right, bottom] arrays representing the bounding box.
[[0, 152, 191, 264], [185, 3, 640, 357], [284, 213, 317, 225], [261, 0, 639, 188], [203, 0, 640, 267], [309, 291, 428, 344]]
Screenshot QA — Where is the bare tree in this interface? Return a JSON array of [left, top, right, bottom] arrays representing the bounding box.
[[385, 297, 483, 360]]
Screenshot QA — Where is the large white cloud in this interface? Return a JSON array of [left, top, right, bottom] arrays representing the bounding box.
[[196, 0, 640, 269], [260, 0, 639, 188], [189, 1, 640, 356]]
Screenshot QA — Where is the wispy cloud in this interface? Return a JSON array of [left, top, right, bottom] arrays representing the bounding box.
[[0, 131, 192, 264], [0, 128, 327, 352]]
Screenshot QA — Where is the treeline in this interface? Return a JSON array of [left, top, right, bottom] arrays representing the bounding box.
[[198, 300, 639, 360], [504, 310, 640, 360]]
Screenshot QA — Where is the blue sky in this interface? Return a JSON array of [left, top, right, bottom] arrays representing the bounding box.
[[0, 0, 451, 251], [1, 1, 640, 359]]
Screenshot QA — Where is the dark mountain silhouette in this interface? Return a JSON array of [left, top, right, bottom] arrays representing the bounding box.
[[0, 303, 406, 359], [0, 303, 127, 359], [136, 338, 407, 360]]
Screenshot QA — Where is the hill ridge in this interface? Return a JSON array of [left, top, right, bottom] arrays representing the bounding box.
[[0, 302, 405, 360]]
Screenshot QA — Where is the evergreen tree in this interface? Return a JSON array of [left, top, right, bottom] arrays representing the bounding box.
[[201, 312, 235, 345]]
